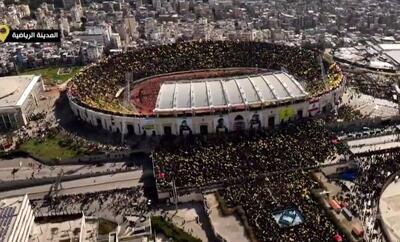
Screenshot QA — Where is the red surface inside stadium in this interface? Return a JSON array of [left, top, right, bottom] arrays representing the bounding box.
[[130, 67, 266, 115]]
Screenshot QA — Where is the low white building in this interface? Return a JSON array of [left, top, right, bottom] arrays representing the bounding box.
[[0, 75, 44, 132], [29, 213, 98, 242], [0, 194, 35, 242]]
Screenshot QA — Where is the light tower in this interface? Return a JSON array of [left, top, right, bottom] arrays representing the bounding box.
[[121, 72, 133, 144], [124, 72, 133, 108], [319, 54, 326, 81]]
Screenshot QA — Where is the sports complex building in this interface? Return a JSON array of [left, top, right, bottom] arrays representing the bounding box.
[[0, 75, 44, 132], [68, 41, 345, 136]]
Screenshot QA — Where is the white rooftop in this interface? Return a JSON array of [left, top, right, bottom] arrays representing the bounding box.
[[369, 61, 395, 69], [0, 195, 26, 242], [29, 215, 98, 242], [385, 50, 400, 65], [377, 43, 400, 51], [0, 75, 40, 107], [154, 72, 308, 113]]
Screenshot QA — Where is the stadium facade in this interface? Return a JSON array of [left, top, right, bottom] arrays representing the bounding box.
[[68, 71, 345, 136], [67, 42, 345, 136]]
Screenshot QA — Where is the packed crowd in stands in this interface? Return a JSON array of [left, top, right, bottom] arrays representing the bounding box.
[[153, 120, 342, 189], [220, 171, 345, 242], [335, 152, 400, 241], [31, 187, 148, 218], [69, 41, 343, 114]]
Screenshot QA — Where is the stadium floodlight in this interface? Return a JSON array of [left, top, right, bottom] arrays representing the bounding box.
[[124, 72, 133, 109]]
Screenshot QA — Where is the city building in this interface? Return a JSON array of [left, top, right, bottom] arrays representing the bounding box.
[[29, 213, 98, 242], [0, 75, 44, 132], [0, 194, 35, 242]]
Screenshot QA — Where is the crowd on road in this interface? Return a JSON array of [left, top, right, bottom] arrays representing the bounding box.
[[220, 171, 345, 242], [153, 120, 343, 189], [69, 41, 342, 114], [31, 187, 148, 218], [336, 152, 400, 241]]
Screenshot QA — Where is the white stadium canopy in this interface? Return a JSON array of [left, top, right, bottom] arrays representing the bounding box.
[[154, 71, 308, 114]]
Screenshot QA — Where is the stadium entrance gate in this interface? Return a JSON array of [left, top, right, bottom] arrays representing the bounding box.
[[233, 115, 245, 131], [268, 116, 275, 128], [297, 110, 303, 119], [127, 124, 135, 135], [163, 126, 172, 136], [200, 125, 208, 135]]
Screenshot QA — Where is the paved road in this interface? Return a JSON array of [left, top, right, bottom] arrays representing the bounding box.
[[0, 170, 143, 199], [347, 134, 399, 147], [350, 142, 400, 154], [346, 134, 400, 154], [0, 157, 127, 182]]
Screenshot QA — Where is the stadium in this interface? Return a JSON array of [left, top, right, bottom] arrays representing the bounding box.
[[67, 41, 345, 136]]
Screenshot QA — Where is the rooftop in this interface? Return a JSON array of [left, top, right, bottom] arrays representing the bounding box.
[[0, 195, 26, 242], [154, 72, 308, 114], [0, 75, 40, 107], [377, 43, 400, 51], [30, 215, 98, 242], [385, 50, 400, 65]]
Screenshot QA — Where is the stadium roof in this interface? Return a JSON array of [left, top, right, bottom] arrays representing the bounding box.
[[154, 72, 308, 114], [385, 50, 400, 65], [377, 43, 400, 51], [371, 43, 400, 66], [0, 75, 40, 108]]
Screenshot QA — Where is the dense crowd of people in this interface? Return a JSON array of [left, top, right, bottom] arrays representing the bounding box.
[[336, 152, 400, 241], [152, 119, 351, 241], [153, 120, 342, 189], [220, 171, 345, 242], [69, 41, 342, 114]]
